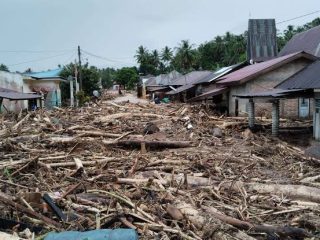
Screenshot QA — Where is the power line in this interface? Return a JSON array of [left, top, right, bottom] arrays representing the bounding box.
[[277, 10, 320, 25], [81, 49, 135, 65], [0, 49, 75, 53], [7, 52, 72, 66]]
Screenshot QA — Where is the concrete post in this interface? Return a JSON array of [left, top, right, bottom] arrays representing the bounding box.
[[248, 98, 255, 129], [314, 93, 320, 141], [272, 100, 280, 137], [75, 81, 79, 107], [40, 93, 45, 108], [69, 78, 74, 107]]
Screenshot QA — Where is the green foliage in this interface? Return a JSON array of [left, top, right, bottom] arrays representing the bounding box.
[[115, 67, 139, 90], [0, 64, 9, 72], [75, 90, 90, 106], [3, 167, 12, 180], [134, 17, 320, 75], [60, 62, 100, 105], [100, 67, 116, 89]]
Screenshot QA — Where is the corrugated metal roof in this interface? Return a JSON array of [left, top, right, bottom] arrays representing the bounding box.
[[24, 69, 63, 79], [187, 87, 227, 102], [216, 51, 317, 86], [247, 19, 278, 62], [196, 63, 246, 84], [0, 88, 41, 100], [276, 60, 320, 89], [233, 89, 305, 98], [167, 84, 195, 95], [145, 71, 182, 86], [171, 71, 212, 86], [279, 25, 320, 57], [147, 86, 169, 92]]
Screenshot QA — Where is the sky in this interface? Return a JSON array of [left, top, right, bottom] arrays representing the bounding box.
[[0, 0, 319, 72]]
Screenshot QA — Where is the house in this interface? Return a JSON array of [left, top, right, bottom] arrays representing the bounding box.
[[276, 60, 320, 139], [279, 25, 320, 57], [144, 71, 181, 97], [234, 60, 320, 140], [24, 69, 65, 109], [166, 71, 212, 102], [0, 68, 65, 112], [215, 51, 317, 116]]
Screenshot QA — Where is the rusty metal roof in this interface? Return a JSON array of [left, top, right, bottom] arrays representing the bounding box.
[[247, 19, 278, 62], [279, 25, 320, 57], [216, 51, 318, 86], [0, 88, 41, 100], [276, 60, 320, 89]]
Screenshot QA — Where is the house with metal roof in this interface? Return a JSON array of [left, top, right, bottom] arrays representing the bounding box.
[[166, 71, 212, 102], [232, 60, 320, 140], [0, 68, 65, 112], [23, 68, 65, 109], [279, 25, 320, 57], [214, 51, 318, 116]]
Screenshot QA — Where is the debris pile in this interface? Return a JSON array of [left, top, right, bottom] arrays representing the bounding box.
[[0, 100, 319, 240]]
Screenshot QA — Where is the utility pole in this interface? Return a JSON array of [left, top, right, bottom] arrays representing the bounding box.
[[78, 45, 83, 91]]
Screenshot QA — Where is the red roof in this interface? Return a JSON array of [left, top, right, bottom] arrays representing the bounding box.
[[216, 52, 317, 86]]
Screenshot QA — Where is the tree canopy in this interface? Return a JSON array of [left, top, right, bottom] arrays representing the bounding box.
[[134, 17, 320, 75], [115, 67, 139, 90], [0, 64, 9, 72]]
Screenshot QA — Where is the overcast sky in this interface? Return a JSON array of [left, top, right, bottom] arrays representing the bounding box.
[[0, 0, 319, 72]]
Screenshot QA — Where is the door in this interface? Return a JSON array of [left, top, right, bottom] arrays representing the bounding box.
[[299, 98, 309, 118]]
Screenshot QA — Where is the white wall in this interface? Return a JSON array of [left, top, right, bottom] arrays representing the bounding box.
[[0, 71, 31, 112]]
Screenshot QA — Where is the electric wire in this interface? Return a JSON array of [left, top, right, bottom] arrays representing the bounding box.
[[277, 10, 320, 25], [7, 52, 72, 67]]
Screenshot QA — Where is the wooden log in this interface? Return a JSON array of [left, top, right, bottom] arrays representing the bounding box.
[[12, 113, 30, 131], [43, 158, 114, 168], [247, 183, 320, 203], [74, 130, 122, 138], [202, 206, 311, 239], [97, 112, 169, 123], [0, 192, 61, 228], [104, 139, 192, 149]]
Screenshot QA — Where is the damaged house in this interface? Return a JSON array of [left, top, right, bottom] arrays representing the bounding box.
[[0, 69, 65, 112]]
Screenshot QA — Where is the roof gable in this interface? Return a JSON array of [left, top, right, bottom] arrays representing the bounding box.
[[279, 25, 320, 57], [216, 52, 317, 86], [23, 69, 63, 79], [276, 60, 320, 89]]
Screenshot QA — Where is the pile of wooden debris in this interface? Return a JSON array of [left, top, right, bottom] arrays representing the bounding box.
[[0, 99, 319, 240]]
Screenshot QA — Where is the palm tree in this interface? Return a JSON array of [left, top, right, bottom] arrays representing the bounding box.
[[175, 40, 195, 72], [135, 45, 148, 64], [151, 50, 160, 69], [161, 46, 173, 65]]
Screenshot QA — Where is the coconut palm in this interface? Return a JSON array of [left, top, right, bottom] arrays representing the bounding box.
[[161, 46, 173, 65], [175, 40, 195, 72], [135, 45, 148, 64]]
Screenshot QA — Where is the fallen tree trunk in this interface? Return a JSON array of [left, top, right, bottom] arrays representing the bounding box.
[[246, 183, 320, 203], [202, 206, 311, 239], [97, 112, 169, 123], [104, 139, 192, 149]]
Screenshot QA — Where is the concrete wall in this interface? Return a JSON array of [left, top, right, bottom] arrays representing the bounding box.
[[229, 58, 312, 117], [26, 79, 62, 108], [0, 71, 31, 112]]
